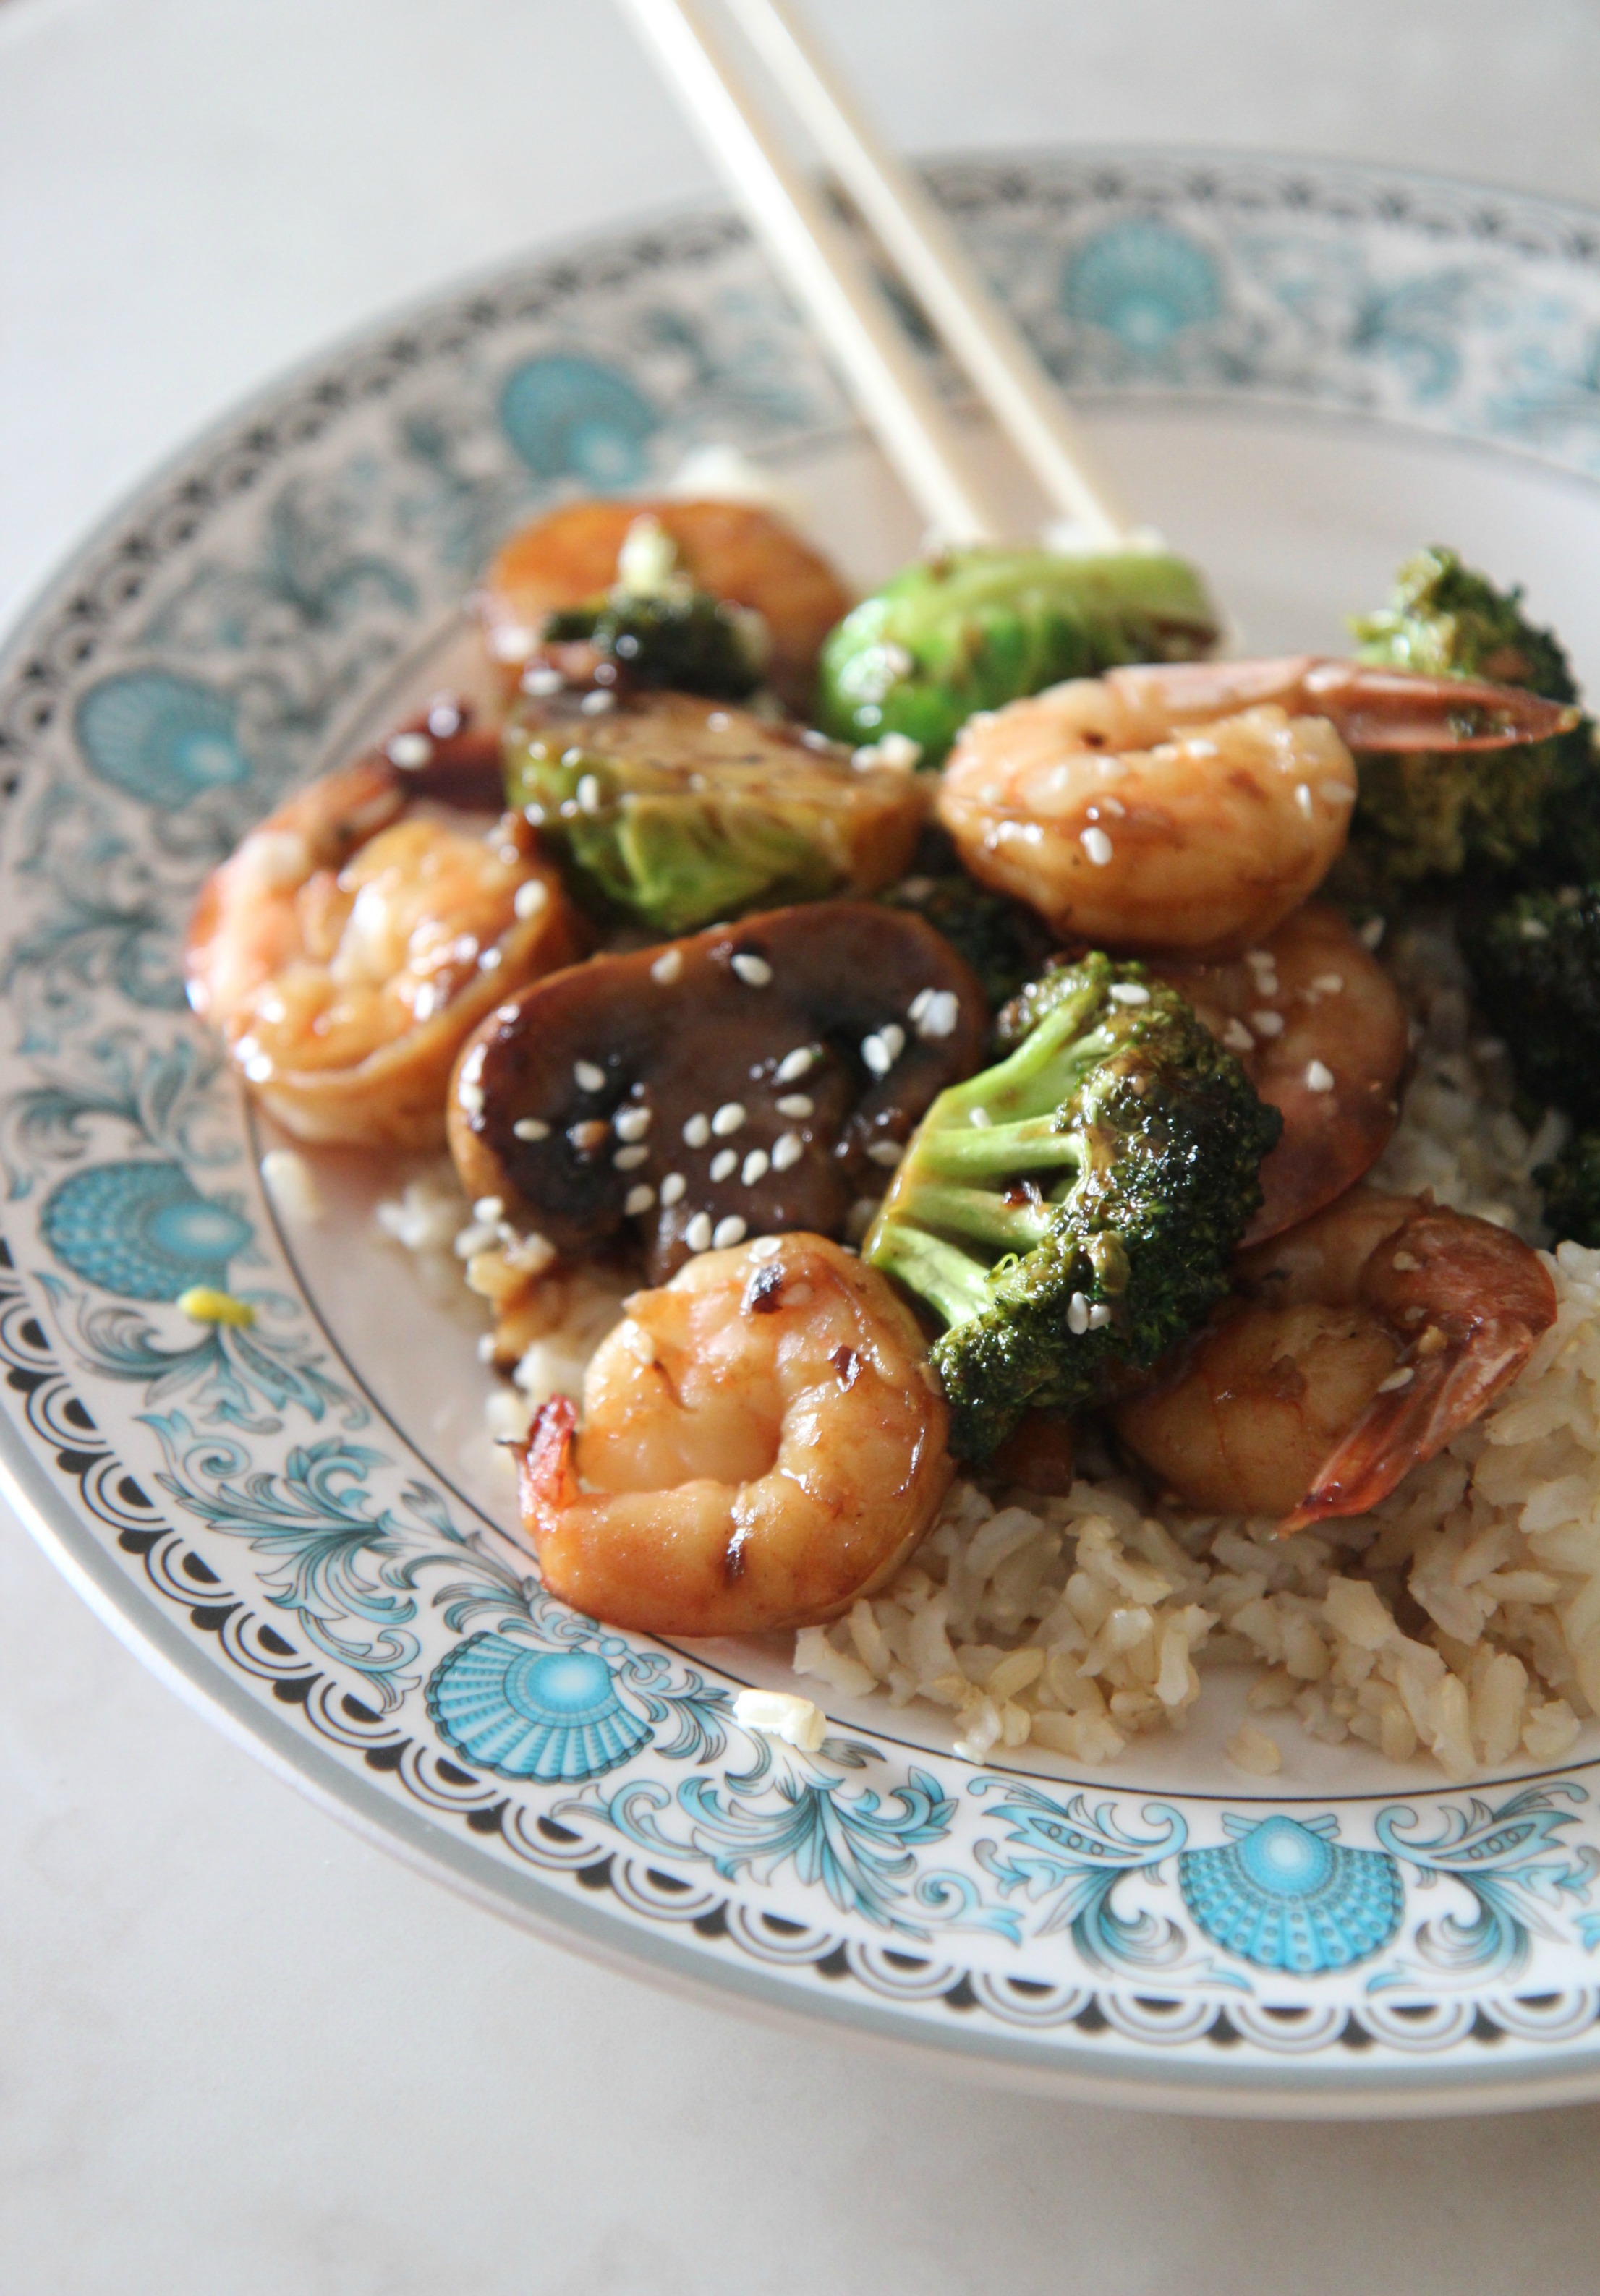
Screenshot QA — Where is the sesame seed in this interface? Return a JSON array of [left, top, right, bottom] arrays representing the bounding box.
[[749, 1235, 782, 1262], [731, 952, 773, 987], [1108, 982, 1150, 1006], [914, 989, 958, 1040], [1068, 1292, 1090, 1336], [512, 1117, 550, 1142], [488, 624, 535, 663], [710, 1148, 738, 1182], [969, 1107, 992, 1127], [776, 1093, 813, 1119], [579, 690, 615, 717], [514, 879, 548, 920], [772, 1132, 804, 1172], [576, 774, 603, 814], [520, 663, 563, 696], [713, 1215, 748, 1250], [684, 1213, 713, 1252], [1251, 1012, 1285, 1039], [575, 1060, 605, 1092], [613, 1106, 652, 1142], [707, 712, 731, 732], [1305, 1059, 1335, 1093], [472, 1196, 504, 1223], [386, 730, 433, 769], [1295, 783, 1314, 818], [1221, 1019, 1254, 1054], [1087, 1303, 1112, 1330], [624, 1184, 655, 1216], [1358, 916, 1386, 950], [867, 1140, 903, 1168], [1392, 1250, 1421, 1273], [908, 986, 934, 1021], [613, 1144, 650, 1171], [880, 1023, 906, 1062], [1520, 917, 1551, 941], [476, 1333, 497, 1363], [1311, 973, 1344, 995], [775, 1046, 816, 1083], [459, 1080, 485, 1119], [1081, 826, 1114, 866], [477, 947, 502, 971], [659, 1172, 686, 1206], [742, 1148, 770, 1185], [1376, 1366, 1415, 1393], [862, 1034, 890, 1077], [712, 1101, 747, 1136], [683, 1113, 711, 1148], [651, 947, 684, 984]]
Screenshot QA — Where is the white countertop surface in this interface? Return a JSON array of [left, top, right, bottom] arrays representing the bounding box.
[[8, 1, 1600, 2287]]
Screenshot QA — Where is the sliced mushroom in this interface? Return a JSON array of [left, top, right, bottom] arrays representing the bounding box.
[[448, 901, 987, 1280], [504, 688, 930, 936]]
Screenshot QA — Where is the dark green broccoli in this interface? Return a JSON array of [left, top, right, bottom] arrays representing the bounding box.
[[1461, 884, 1600, 1126], [1340, 545, 1596, 895], [539, 589, 765, 700], [880, 868, 1057, 1016], [814, 545, 1218, 765], [863, 955, 1281, 1461], [1536, 1130, 1600, 1247]]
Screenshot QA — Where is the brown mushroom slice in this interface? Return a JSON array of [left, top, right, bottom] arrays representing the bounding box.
[[503, 688, 930, 936], [478, 497, 854, 714], [448, 901, 987, 1281]]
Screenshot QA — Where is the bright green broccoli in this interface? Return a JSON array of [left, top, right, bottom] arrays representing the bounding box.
[[1340, 545, 1597, 895], [814, 545, 1219, 766], [1461, 884, 1600, 1126], [1536, 1130, 1600, 1247], [863, 954, 1281, 1461]]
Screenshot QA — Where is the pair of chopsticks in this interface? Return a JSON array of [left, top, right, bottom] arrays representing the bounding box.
[[618, 0, 1137, 551]]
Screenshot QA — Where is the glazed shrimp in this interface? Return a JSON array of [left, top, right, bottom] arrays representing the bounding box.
[[1114, 1187, 1557, 1532], [939, 656, 1578, 955], [1151, 902, 1410, 1243], [187, 730, 584, 1151], [479, 498, 853, 714], [516, 1233, 952, 1635]]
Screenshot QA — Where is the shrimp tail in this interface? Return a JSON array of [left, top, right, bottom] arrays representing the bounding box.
[[1277, 1321, 1539, 1535], [518, 1394, 580, 1539], [1298, 661, 1581, 754]]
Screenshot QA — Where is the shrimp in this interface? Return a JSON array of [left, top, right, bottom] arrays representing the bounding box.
[[938, 655, 1579, 955], [1151, 902, 1410, 1242], [516, 1233, 952, 1635], [1114, 1187, 1557, 1532], [479, 498, 853, 714], [187, 736, 585, 1151]]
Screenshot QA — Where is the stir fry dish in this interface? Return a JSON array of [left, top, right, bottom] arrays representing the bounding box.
[[186, 485, 1600, 1778]]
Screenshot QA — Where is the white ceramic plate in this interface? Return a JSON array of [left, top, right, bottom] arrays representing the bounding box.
[[8, 150, 1600, 2117]]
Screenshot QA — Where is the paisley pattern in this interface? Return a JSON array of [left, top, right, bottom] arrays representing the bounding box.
[[9, 155, 1600, 2106]]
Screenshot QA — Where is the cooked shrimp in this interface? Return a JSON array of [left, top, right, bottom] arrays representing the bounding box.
[[516, 1233, 952, 1635], [479, 498, 853, 714], [187, 743, 584, 1151], [1115, 1187, 1557, 1532], [1151, 902, 1409, 1242], [939, 655, 1579, 955]]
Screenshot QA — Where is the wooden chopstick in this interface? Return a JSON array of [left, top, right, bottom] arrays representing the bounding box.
[[621, 0, 1010, 545], [723, 0, 1136, 547]]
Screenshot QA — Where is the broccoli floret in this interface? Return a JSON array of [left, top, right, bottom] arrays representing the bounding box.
[[1340, 545, 1596, 895], [1461, 884, 1600, 1126], [1536, 1130, 1600, 1247], [863, 955, 1281, 1460], [880, 868, 1057, 1016], [814, 546, 1218, 765], [540, 589, 765, 701]]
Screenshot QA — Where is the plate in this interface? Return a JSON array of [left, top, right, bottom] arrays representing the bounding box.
[[7, 149, 1600, 2117]]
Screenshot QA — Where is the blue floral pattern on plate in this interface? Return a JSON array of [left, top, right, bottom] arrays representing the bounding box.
[[9, 154, 1600, 2109]]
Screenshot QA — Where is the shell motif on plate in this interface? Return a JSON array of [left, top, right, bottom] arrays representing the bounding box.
[[39, 1161, 254, 1302], [425, 1631, 653, 1783], [1178, 1814, 1405, 1975]]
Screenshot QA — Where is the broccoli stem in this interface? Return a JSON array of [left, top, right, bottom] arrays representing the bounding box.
[[896, 1182, 1055, 1252], [868, 1219, 994, 1326], [914, 1115, 1084, 1181]]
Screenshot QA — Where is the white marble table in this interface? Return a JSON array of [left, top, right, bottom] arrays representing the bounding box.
[[8, 1, 1600, 2286]]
